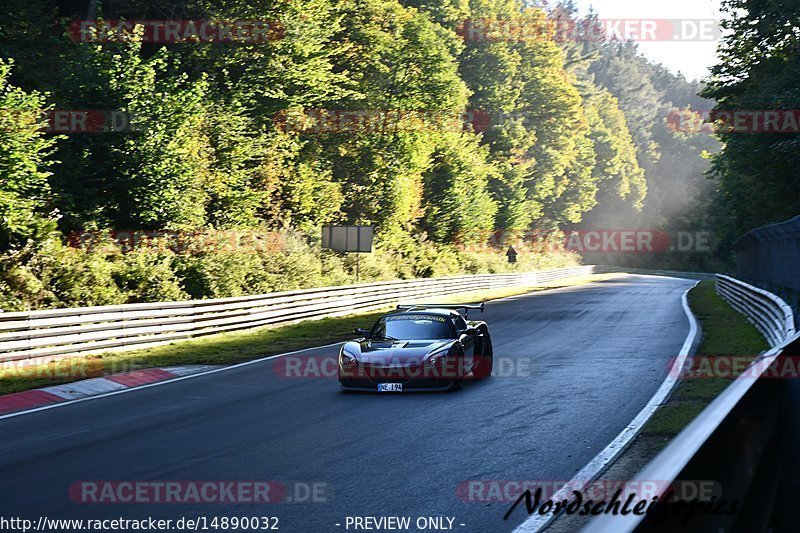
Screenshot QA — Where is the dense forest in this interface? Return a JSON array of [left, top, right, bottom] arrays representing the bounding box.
[[2, 0, 792, 311], [701, 0, 800, 248]]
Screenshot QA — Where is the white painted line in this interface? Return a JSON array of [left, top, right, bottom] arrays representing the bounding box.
[[512, 279, 701, 533], [0, 343, 342, 421]]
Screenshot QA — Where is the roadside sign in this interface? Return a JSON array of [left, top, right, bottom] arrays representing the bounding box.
[[322, 225, 374, 253]]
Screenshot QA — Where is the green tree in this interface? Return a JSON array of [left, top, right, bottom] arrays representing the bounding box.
[[702, 0, 800, 248], [421, 130, 499, 244], [0, 59, 58, 249]]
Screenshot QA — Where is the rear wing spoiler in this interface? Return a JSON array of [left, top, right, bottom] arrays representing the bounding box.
[[396, 303, 485, 314]]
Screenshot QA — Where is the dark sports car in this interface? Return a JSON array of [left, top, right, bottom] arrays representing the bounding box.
[[338, 304, 493, 392]]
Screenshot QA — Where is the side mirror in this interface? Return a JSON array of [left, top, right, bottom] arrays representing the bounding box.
[[354, 328, 370, 337], [464, 327, 479, 335]]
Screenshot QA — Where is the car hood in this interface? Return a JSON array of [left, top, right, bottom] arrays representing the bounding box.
[[344, 339, 454, 365]]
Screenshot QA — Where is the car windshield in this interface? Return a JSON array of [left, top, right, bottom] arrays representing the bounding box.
[[371, 314, 454, 340]]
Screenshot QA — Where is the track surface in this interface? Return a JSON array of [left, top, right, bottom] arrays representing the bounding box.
[[0, 275, 694, 532]]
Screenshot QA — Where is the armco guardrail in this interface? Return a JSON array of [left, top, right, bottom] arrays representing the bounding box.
[[0, 266, 594, 363], [716, 274, 796, 347], [586, 278, 799, 532]]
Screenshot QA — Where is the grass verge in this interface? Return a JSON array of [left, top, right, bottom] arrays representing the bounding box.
[[0, 272, 621, 395], [640, 279, 768, 446]]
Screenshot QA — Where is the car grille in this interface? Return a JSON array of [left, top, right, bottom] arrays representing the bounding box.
[[362, 363, 420, 384]]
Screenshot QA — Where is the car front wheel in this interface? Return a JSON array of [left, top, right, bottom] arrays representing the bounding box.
[[449, 348, 465, 391], [472, 330, 493, 379]]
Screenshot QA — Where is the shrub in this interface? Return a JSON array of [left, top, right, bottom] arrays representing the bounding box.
[[115, 251, 189, 303], [0, 228, 582, 311]]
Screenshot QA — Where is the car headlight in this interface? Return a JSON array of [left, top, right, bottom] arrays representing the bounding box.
[[428, 354, 447, 366], [426, 348, 451, 366], [340, 349, 359, 366]]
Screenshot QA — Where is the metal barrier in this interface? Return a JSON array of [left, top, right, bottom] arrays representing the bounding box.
[[586, 277, 798, 532], [716, 274, 796, 347], [0, 266, 595, 363]]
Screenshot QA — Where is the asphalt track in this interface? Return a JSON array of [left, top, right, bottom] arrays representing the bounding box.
[[0, 274, 695, 533]]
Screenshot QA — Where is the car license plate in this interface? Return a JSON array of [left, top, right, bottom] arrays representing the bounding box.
[[378, 383, 403, 392]]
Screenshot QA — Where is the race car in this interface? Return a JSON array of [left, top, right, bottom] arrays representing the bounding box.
[[338, 303, 493, 392]]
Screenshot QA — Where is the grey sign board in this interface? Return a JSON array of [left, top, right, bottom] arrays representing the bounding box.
[[322, 225, 374, 253]]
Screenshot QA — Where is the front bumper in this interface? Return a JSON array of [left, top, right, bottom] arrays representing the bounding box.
[[339, 378, 456, 392], [338, 361, 462, 391]]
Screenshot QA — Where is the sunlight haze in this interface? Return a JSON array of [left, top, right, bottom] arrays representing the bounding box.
[[571, 0, 724, 81]]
